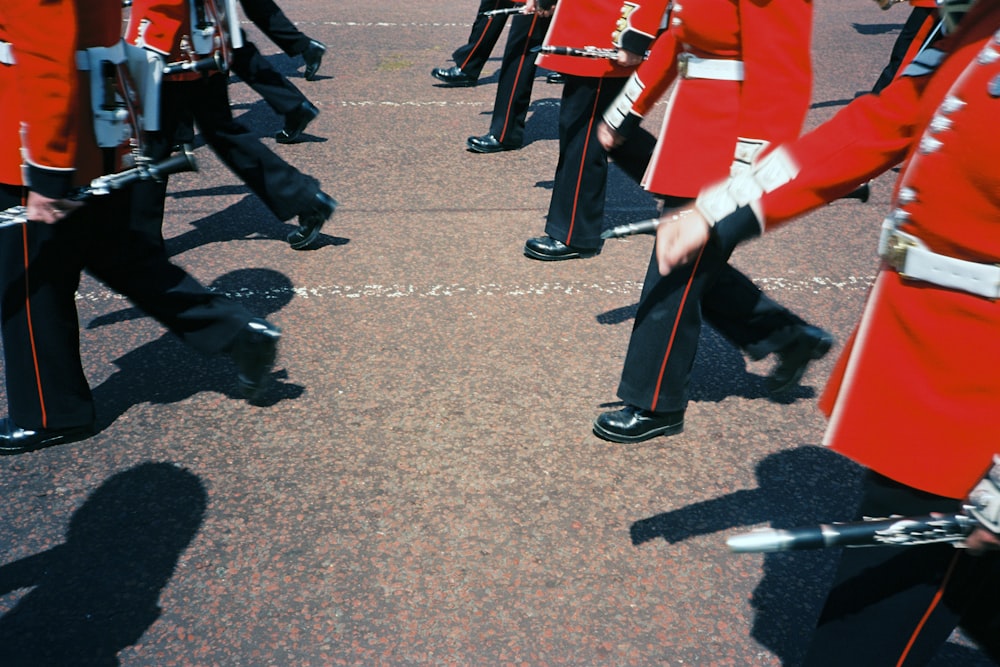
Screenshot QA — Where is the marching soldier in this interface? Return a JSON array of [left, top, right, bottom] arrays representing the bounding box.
[[126, 0, 337, 250], [232, 0, 327, 144], [652, 1, 1000, 661], [591, 0, 834, 443], [466, 6, 553, 153], [872, 0, 943, 93], [432, 0, 519, 87], [239, 0, 326, 81], [522, 0, 668, 261], [0, 0, 282, 454]]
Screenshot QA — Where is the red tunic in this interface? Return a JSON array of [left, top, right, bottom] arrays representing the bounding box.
[[537, 0, 669, 77], [758, 5, 1000, 499], [126, 0, 235, 81], [638, 0, 813, 196], [1, 0, 130, 191]]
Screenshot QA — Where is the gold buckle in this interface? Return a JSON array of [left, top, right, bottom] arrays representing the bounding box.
[[677, 55, 689, 78], [884, 232, 917, 275]]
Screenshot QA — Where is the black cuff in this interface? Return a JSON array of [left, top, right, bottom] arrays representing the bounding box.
[[618, 31, 653, 57], [537, 0, 557, 10], [615, 112, 642, 141], [710, 205, 761, 257], [26, 165, 73, 200]]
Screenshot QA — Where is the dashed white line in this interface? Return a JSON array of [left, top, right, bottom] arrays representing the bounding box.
[[75, 277, 875, 303]]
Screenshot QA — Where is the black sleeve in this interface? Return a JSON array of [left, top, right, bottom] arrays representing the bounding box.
[[710, 205, 762, 257]]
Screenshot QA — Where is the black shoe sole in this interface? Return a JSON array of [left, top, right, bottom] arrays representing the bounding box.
[[523, 246, 600, 261], [432, 72, 477, 87], [466, 141, 518, 154], [288, 196, 338, 250], [592, 419, 684, 444], [236, 339, 279, 402], [0, 425, 96, 455], [275, 108, 319, 144]]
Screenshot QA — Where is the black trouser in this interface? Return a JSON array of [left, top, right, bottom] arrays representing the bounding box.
[[543, 74, 657, 250], [230, 38, 309, 116], [452, 0, 516, 78], [0, 185, 250, 431], [617, 228, 808, 413], [487, 12, 551, 146], [239, 0, 311, 56], [872, 7, 940, 93], [133, 72, 320, 243], [803, 471, 1000, 666]]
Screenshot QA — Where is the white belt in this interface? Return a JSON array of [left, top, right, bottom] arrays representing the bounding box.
[[0, 41, 15, 66], [878, 220, 1000, 300], [678, 54, 744, 81], [75, 41, 127, 70]]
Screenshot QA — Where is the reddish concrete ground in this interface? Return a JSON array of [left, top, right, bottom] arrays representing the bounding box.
[[0, 2, 992, 665]]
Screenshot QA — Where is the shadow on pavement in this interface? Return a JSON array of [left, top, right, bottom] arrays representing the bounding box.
[[0, 462, 207, 666]]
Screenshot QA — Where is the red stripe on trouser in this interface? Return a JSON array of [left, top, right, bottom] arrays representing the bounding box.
[[21, 224, 48, 427], [458, 4, 504, 71], [893, 552, 960, 667], [649, 244, 705, 412], [565, 78, 603, 245], [498, 16, 539, 143]]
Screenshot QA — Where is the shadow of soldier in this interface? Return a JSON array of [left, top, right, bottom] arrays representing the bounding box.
[[159, 191, 349, 258], [629, 445, 996, 665], [592, 317, 819, 405], [88, 268, 304, 432], [0, 462, 207, 666]]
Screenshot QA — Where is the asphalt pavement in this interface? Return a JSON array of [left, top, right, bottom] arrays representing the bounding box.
[[0, 2, 991, 665]]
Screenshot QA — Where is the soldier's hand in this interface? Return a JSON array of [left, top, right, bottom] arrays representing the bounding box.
[[596, 121, 624, 151], [26, 191, 84, 224], [616, 49, 643, 68], [527, 0, 556, 17], [964, 527, 1000, 555], [656, 208, 710, 276]]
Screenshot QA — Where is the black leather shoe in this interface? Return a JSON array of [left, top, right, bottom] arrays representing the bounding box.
[[302, 39, 326, 81], [275, 101, 319, 144], [0, 417, 95, 455], [768, 325, 834, 393], [229, 318, 281, 401], [288, 191, 338, 250], [466, 134, 519, 154], [546, 71, 565, 84], [431, 66, 477, 87], [593, 405, 684, 443], [523, 235, 600, 261]]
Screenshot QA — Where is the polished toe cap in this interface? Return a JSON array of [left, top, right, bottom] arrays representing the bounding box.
[[303, 40, 326, 80], [431, 66, 477, 86], [592, 406, 684, 443], [0, 417, 95, 454], [288, 191, 338, 250], [466, 134, 518, 153], [229, 319, 281, 401], [523, 236, 600, 261], [276, 101, 320, 144]]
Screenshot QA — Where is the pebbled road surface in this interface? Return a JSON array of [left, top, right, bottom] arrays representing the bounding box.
[[0, 2, 990, 665]]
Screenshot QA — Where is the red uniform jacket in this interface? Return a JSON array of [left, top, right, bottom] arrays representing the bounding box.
[[126, 0, 234, 80], [630, 0, 813, 197], [0, 0, 130, 194], [537, 0, 669, 77], [753, 2, 1000, 498]]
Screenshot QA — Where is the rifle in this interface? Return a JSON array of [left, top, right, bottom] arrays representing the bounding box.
[[532, 45, 622, 60], [726, 513, 979, 553], [481, 6, 526, 16], [0, 147, 197, 231]]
